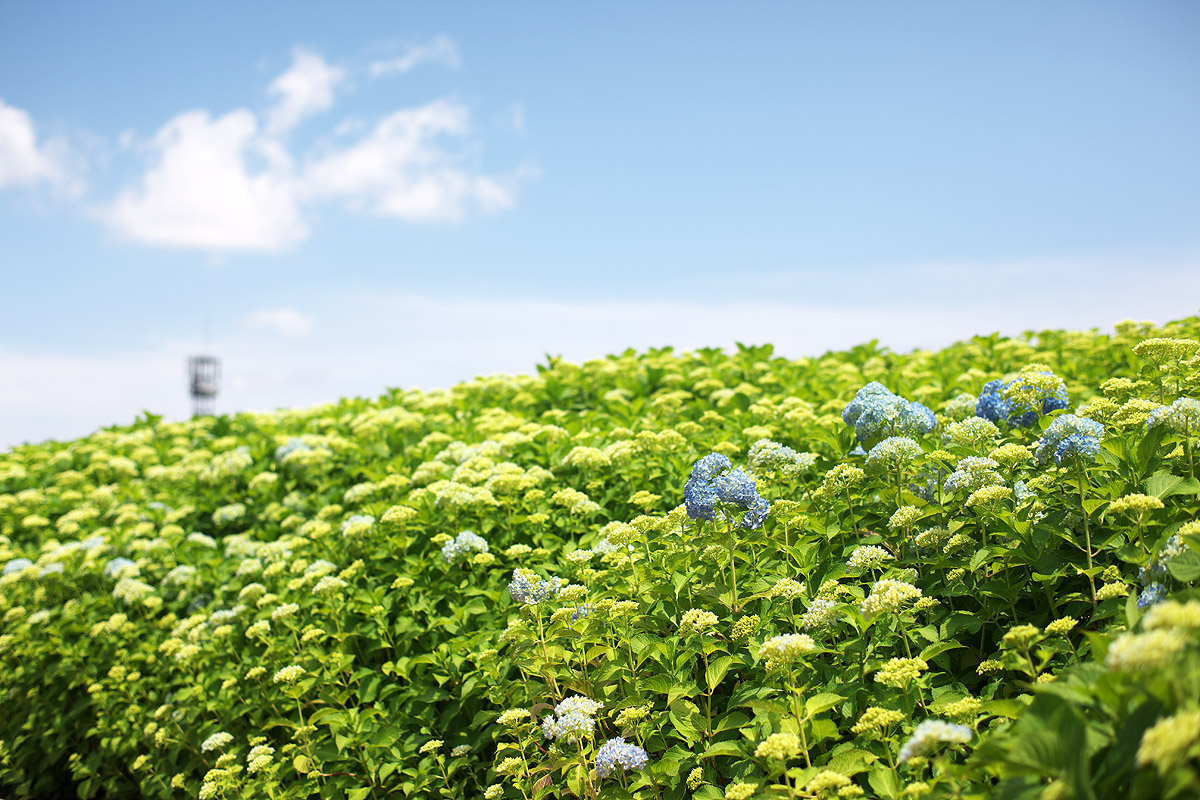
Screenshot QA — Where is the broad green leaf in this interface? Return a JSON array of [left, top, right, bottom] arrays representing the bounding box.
[[804, 693, 845, 717], [706, 656, 733, 691], [700, 740, 744, 759], [1167, 550, 1200, 582]]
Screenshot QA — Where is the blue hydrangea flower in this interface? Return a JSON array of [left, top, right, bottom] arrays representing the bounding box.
[[595, 737, 649, 778], [1138, 534, 1187, 585], [690, 453, 732, 483], [1005, 371, 1069, 427], [441, 530, 489, 564], [977, 373, 1069, 428], [1055, 433, 1102, 463], [975, 380, 1011, 423], [908, 402, 937, 434], [715, 469, 759, 506], [571, 604, 594, 623], [683, 475, 720, 520], [683, 454, 769, 529], [103, 557, 138, 578], [1137, 582, 1167, 609], [943, 457, 1004, 494], [843, 382, 937, 444], [508, 569, 560, 605], [741, 496, 770, 529], [1033, 415, 1104, 466], [1146, 398, 1200, 432]]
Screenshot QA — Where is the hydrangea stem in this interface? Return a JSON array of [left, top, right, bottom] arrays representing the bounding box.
[[534, 611, 560, 698], [1074, 460, 1097, 610], [728, 521, 740, 613]]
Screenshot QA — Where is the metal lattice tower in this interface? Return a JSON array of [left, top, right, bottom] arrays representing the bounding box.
[[188, 355, 220, 417]]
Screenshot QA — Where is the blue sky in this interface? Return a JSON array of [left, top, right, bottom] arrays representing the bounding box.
[[2, 1, 1199, 447]]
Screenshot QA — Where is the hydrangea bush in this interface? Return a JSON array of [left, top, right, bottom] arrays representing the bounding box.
[[1, 326, 1200, 799]]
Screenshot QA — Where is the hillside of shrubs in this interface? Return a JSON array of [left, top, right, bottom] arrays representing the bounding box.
[[2, 317, 1200, 800]]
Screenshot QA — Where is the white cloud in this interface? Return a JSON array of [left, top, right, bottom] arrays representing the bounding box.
[[369, 36, 460, 77], [104, 109, 307, 251], [265, 49, 345, 136], [301, 100, 515, 221], [101, 45, 523, 250], [245, 307, 315, 339], [0, 98, 71, 188]]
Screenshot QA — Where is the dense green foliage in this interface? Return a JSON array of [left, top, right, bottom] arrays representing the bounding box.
[[2, 317, 1200, 800]]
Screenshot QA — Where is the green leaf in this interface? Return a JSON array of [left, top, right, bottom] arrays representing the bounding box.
[[347, 789, 372, 800], [700, 740, 744, 759], [668, 699, 704, 746], [824, 746, 876, 776], [1145, 470, 1186, 498], [293, 754, 312, 774], [706, 656, 733, 692], [740, 698, 790, 716], [867, 766, 900, 799], [641, 674, 674, 695], [713, 711, 752, 732], [1167, 550, 1200, 582], [919, 640, 963, 661], [804, 693, 845, 717], [668, 681, 701, 704]]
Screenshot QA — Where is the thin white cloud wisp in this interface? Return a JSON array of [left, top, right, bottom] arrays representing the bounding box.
[[300, 100, 515, 221], [368, 36, 461, 77]]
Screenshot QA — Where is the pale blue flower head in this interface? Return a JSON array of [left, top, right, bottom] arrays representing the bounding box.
[[897, 719, 972, 763], [864, 436, 923, 471], [1033, 415, 1104, 466], [509, 569, 559, 605], [1137, 582, 1167, 609], [844, 383, 936, 444], [684, 453, 769, 529], [441, 530, 489, 564], [595, 737, 649, 778], [1146, 398, 1200, 432]]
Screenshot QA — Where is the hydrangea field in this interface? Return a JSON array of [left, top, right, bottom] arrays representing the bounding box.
[[3, 318, 1200, 800]]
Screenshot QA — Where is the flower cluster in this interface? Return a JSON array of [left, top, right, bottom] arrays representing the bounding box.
[[748, 438, 817, 479], [595, 737, 649, 778], [679, 608, 719, 635], [846, 545, 892, 573], [864, 436, 923, 472], [508, 568, 560, 605], [842, 382, 936, 445], [897, 719, 973, 763], [440, 530, 490, 564], [943, 457, 1004, 495], [875, 657, 928, 687], [683, 453, 769, 529], [1146, 397, 1200, 432], [860, 579, 922, 617], [758, 633, 816, 662], [976, 369, 1068, 428], [541, 695, 603, 742], [1033, 415, 1104, 466]]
